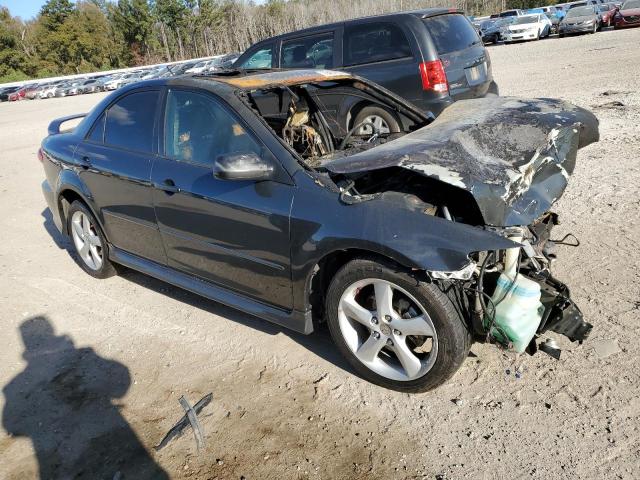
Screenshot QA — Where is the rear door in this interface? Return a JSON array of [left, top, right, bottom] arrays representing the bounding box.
[[74, 88, 166, 263], [340, 21, 423, 106], [422, 13, 492, 100]]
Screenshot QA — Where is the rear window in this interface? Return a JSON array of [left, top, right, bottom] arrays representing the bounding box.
[[423, 14, 481, 56], [344, 22, 412, 66]]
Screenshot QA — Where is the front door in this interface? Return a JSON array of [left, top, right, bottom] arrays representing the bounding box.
[[75, 89, 166, 264], [151, 89, 294, 309]]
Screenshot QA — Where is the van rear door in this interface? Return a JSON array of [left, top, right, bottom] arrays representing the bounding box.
[[422, 13, 493, 100]]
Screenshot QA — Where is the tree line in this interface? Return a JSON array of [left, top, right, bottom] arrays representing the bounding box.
[[0, 0, 543, 83]]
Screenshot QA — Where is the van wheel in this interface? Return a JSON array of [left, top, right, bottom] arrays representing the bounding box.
[[67, 200, 117, 279], [325, 258, 471, 393], [353, 106, 400, 136]]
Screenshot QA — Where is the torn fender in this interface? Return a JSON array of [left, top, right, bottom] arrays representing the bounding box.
[[291, 176, 520, 277], [324, 97, 599, 226]]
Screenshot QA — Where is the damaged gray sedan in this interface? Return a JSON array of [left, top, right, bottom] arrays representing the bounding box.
[[41, 69, 598, 392]]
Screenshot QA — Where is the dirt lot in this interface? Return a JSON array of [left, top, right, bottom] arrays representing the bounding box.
[[1, 28, 639, 480]]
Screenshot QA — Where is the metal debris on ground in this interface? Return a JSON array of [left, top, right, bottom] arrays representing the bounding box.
[[154, 393, 213, 451]]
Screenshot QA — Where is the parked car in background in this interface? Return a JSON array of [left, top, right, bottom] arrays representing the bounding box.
[[185, 57, 223, 74], [528, 6, 564, 31], [614, 0, 640, 28], [559, 5, 601, 35], [38, 84, 59, 99], [211, 53, 241, 71], [104, 75, 126, 91], [479, 17, 516, 43], [7, 86, 27, 101], [235, 9, 498, 120], [501, 13, 553, 41], [65, 81, 85, 96], [53, 82, 73, 97], [80, 79, 103, 94], [168, 60, 201, 76], [597, 3, 619, 25], [24, 84, 43, 100], [0, 86, 21, 102]]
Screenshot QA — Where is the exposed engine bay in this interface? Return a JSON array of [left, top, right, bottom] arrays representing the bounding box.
[[238, 74, 598, 357]]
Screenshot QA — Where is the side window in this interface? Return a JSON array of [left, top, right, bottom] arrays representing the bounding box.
[[238, 45, 273, 69], [164, 90, 261, 167], [344, 22, 412, 66], [104, 90, 159, 153], [87, 113, 105, 143], [281, 34, 334, 69]]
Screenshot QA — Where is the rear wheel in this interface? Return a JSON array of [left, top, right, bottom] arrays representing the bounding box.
[[325, 258, 471, 392], [353, 106, 400, 136], [67, 201, 117, 279]]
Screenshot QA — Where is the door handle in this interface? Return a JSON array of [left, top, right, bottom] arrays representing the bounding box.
[[154, 179, 180, 194]]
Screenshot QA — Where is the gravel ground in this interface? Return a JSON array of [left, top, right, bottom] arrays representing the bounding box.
[[1, 28, 639, 480]]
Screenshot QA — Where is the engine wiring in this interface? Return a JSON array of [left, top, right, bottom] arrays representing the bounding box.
[[464, 248, 522, 345]]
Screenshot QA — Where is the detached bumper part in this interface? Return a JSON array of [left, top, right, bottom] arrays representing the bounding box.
[[538, 276, 592, 343]]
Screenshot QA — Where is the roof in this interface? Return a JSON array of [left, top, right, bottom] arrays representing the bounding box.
[[244, 8, 462, 46], [206, 69, 353, 89]]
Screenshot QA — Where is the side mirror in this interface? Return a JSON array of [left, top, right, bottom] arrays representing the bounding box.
[[213, 152, 274, 181]]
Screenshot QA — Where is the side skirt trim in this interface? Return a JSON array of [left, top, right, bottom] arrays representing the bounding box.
[[109, 246, 313, 334]]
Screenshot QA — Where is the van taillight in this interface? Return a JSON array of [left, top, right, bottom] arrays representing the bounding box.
[[419, 60, 448, 93], [37, 148, 44, 162]]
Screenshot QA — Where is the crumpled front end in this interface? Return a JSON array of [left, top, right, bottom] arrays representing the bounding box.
[[325, 96, 599, 227]]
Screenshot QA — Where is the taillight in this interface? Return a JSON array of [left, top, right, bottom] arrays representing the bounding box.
[[37, 148, 44, 162], [419, 60, 449, 93]]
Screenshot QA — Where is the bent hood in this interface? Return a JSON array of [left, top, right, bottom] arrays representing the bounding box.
[[325, 96, 599, 226]]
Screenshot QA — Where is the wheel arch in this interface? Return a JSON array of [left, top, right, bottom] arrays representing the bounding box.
[[345, 100, 402, 132], [56, 185, 103, 238], [304, 247, 424, 324]]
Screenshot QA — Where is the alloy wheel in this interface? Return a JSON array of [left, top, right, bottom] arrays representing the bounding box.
[[337, 278, 438, 381], [71, 211, 103, 271], [356, 115, 391, 135]]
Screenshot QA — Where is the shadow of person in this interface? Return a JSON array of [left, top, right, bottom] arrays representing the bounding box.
[[2, 316, 169, 479]]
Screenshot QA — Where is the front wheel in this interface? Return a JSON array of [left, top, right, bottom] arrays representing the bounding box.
[[325, 258, 471, 393]]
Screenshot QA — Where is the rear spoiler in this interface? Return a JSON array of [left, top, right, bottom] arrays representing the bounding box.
[[47, 113, 86, 136]]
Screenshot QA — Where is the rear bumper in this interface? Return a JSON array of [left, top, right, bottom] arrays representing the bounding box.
[[42, 180, 63, 233], [410, 96, 454, 118]]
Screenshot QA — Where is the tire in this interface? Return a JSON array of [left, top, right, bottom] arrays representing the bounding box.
[[559, 32, 565, 38], [325, 258, 471, 393], [352, 106, 400, 136], [67, 200, 117, 279]]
